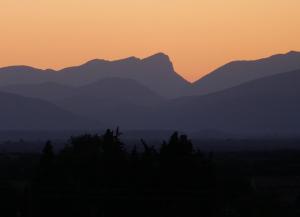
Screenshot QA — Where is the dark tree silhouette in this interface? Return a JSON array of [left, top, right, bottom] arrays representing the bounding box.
[[40, 140, 54, 166], [37, 140, 55, 182], [32, 130, 218, 217]]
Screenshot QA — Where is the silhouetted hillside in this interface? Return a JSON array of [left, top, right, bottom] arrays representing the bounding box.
[[0, 82, 75, 101], [55, 78, 164, 129], [0, 53, 190, 98], [0, 91, 101, 130], [66, 77, 164, 106], [157, 69, 300, 134], [5, 67, 300, 134], [0, 66, 55, 84], [1, 51, 300, 134], [0, 78, 164, 105], [2, 51, 300, 98], [192, 51, 300, 95]]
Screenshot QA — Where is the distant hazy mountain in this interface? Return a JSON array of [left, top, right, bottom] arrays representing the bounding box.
[[71, 77, 164, 105], [56, 69, 300, 132], [1, 51, 300, 135], [58, 99, 149, 130], [0, 82, 75, 101], [192, 51, 300, 95], [0, 78, 163, 104], [2, 51, 300, 98], [0, 66, 56, 84], [0, 91, 100, 130], [0, 53, 190, 98], [55, 78, 164, 129], [154, 69, 300, 134]]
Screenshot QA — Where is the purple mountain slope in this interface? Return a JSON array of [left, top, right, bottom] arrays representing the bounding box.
[[192, 51, 300, 95]]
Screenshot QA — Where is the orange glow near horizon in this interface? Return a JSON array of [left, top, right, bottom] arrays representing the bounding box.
[[1, 0, 300, 82]]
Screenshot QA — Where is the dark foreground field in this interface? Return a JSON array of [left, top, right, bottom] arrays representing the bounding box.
[[1, 130, 300, 217]]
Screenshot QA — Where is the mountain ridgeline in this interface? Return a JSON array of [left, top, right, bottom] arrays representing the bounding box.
[[192, 51, 300, 95], [0, 51, 300, 136], [0, 53, 190, 98]]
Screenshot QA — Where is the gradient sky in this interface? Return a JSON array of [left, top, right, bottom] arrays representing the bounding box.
[[1, 0, 300, 81]]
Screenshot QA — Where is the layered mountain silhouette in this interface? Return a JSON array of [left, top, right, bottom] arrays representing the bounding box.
[[192, 51, 300, 95], [58, 77, 164, 106], [155, 69, 300, 134], [0, 51, 300, 135], [0, 78, 164, 129], [0, 82, 75, 101], [54, 78, 164, 129], [0, 78, 163, 104], [0, 53, 190, 98], [0, 91, 100, 130]]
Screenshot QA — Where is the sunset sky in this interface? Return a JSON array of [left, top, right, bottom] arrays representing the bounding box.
[[1, 0, 300, 81]]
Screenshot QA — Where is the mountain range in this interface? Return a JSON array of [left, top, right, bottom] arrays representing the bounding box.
[[0, 53, 189, 98], [155, 69, 300, 134], [0, 91, 100, 130], [0, 51, 300, 135]]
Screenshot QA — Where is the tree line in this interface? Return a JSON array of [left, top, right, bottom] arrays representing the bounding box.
[[33, 129, 217, 217], [2, 129, 291, 217]]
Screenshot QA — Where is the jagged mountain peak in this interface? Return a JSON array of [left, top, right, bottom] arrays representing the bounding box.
[[142, 52, 171, 63]]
